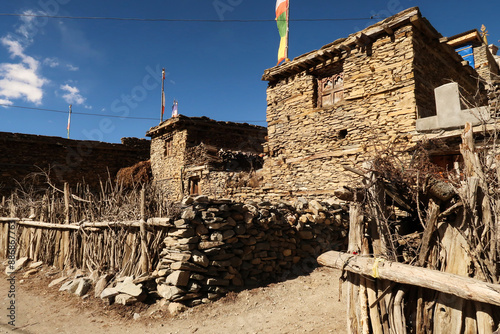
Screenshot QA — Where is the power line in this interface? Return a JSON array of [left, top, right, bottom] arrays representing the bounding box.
[[0, 103, 267, 123], [0, 12, 377, 23], [1, 104, 157, 120]]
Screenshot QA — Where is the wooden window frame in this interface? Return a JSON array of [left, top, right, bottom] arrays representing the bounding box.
[[318, 73, 344, 108], [164, 137, 173, 157]]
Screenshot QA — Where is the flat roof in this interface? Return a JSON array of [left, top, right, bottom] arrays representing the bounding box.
[[146, 115, 266, 138]]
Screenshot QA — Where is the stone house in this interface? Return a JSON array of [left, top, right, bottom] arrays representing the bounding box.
[[146, 115, 266, 200], [260, 6, 499, 199]]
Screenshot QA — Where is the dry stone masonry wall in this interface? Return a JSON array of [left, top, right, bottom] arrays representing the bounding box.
[[153, 195, 348, 306], [264, 26, 417, 198]]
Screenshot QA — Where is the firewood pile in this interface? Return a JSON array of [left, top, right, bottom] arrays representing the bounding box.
[[321, 122, 500, 333], [185, 142, 263, 172]]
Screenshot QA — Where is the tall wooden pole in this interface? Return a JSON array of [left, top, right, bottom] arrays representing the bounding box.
[[160, 68, 165, 123]]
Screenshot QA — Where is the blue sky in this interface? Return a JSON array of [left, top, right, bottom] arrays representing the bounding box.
[[0, 0, 499, 143]]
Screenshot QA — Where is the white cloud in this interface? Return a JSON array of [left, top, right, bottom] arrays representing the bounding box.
[[0, 36, 48, 105], [15, 10, 38, 42], [43, 57, 60, 68], [0, 98, 13, 107], [66, 64, 79, 71], [60, 84, 86, 105]]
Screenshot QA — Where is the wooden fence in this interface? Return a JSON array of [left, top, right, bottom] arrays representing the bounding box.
[[0, 217, 170, 277], [318, 122, 500, 333]]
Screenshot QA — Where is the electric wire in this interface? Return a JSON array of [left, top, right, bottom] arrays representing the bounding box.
[[0, 103, 267, 123], [0, 12, 379, 23]]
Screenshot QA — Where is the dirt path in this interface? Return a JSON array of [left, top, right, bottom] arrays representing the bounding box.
[[0, 266, 346, 334]]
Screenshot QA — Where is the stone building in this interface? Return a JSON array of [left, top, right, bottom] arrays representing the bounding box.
[[260, 7, 498, 199], [146, 115, 266, 200]]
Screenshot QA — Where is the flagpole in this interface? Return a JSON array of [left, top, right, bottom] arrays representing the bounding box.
[[67, 104, 72, 139], [285, 0, 290, 62], [160, 68, 165, 123]]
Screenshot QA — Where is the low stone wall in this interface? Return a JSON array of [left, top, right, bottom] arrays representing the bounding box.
[[153, 196, 348, 306], [0, 132, 150, 196]]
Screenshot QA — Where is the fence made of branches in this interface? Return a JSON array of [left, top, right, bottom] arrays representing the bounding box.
[[319, 121, 500, 333]]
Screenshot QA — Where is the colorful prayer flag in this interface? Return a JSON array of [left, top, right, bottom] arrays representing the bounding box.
[[276, 0, 289, 65]]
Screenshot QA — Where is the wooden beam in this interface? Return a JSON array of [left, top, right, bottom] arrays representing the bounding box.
[[317, 250, 500, 307], [381, 24, 393, 35], [355, 33, 372, 47]]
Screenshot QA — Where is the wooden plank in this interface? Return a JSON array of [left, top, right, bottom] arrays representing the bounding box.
[[317, 251, 500, 307], [418, 199, 439, 266]]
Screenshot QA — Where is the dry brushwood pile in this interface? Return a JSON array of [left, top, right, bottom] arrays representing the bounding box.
[[322, 122, 500, 333]]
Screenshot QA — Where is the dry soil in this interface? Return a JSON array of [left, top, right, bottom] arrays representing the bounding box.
[[0, 265, 346, 334]]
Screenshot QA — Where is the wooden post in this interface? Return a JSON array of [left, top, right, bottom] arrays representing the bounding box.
[[61, 182, 71, 269], [140, 187, 146, 222], [64, 182, 70, 224], [9, 193, 16, 218], [347, 204, 363, 334], [362, 239, 384, 334], [418, 199, 439, 267], [139, 187, 149, 274]]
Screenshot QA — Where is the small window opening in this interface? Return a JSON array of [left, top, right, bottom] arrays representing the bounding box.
[[164, 138, 173, 157], [338, 129, 348, 139]]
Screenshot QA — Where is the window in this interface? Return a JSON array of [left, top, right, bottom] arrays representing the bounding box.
[[318, 73, 344, 107], [164, 137, 173, 157], [189, 176, 200, 195]]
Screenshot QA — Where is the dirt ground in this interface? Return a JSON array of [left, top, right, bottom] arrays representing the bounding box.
[[0, 265, 346, 334]]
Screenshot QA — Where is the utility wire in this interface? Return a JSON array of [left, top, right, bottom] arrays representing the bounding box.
[[0, 12, 377, 23], [0, 103, 267, 123]]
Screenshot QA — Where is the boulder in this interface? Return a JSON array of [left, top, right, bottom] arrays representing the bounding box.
[[165, 271, 190, 287], [157, 285, 186, 301], [115, 277, 143, 297], [94, 274, 113, 298], [5, 257, 29, 275], [74, 278, 92, 296]]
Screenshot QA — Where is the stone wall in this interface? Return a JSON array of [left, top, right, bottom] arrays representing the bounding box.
[[413, 29, 483, 117], [147, 116, 266, 201], [262, 22, 487, 201], [149, 129, 188, 201], [153, 196, 348, 305], [264, 26, 417, 199], [0, 132, 150, 196], [474, 44, 500, 84]]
